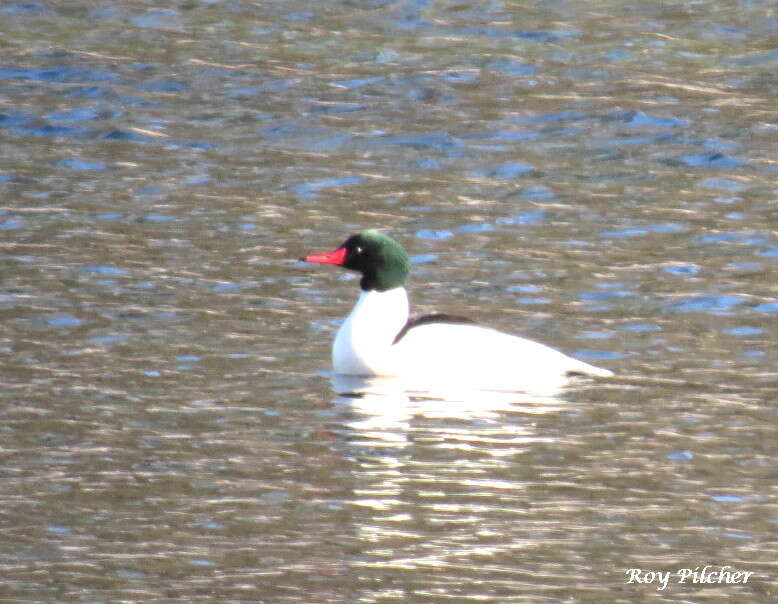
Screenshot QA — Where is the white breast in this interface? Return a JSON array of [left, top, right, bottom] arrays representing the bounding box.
[[333, 288, 409, 376]]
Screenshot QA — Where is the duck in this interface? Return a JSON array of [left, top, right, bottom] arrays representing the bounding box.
[[301, 230, 614, 386]]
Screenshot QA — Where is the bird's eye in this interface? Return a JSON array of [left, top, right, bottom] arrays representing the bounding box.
[[355, 246, 363, 254]]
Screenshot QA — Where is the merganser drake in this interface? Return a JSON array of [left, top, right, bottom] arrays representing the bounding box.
[[301, 231, 614, 386]]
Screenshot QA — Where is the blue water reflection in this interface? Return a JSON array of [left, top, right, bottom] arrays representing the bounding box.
[[663, 295, 746, 314]]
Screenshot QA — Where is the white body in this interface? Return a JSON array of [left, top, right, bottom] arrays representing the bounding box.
[[333, 287, 613, 387]]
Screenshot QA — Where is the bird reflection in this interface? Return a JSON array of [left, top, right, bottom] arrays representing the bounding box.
[[325, 373, 593, 578], [329, 372, 574, 450]]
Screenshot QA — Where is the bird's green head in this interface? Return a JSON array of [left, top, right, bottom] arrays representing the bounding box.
[[301, 230, 411, 292]]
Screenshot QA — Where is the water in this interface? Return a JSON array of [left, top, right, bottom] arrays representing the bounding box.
[[2, 0, 777, 601]]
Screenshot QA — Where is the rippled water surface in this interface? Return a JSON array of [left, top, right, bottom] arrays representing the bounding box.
[[2, 1, 778, 601]]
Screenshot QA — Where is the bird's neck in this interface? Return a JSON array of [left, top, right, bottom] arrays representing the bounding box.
[[332, 286, 410, 375], [347, 287, 409, 344]]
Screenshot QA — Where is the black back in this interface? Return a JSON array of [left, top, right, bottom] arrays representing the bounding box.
[[392, 313, 477, 345]]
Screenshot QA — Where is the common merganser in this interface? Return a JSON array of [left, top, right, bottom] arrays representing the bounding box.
[[301, 231, 614, 385]]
